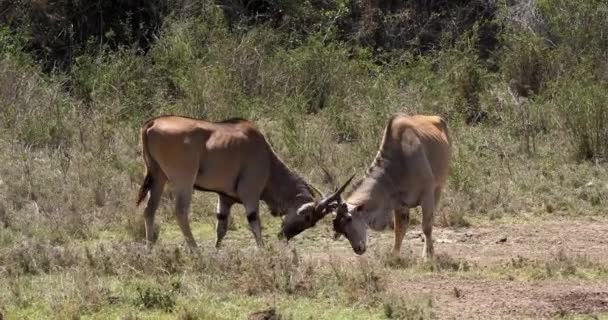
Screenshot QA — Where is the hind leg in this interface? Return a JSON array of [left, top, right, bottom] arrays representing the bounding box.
[[421, 191, 436, 261], [215, 195, 234, 248], [174, 185, 198, 250], [434, 186, 443, 208], [392, 207, 410, 255], [143, 175, 166, 247]]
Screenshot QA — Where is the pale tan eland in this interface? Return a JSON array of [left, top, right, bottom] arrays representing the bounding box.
[[282, 113, 451, 260], [135, 115, 345, 249]]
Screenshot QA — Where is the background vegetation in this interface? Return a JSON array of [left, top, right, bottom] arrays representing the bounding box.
[[1, 0, 607, 319]]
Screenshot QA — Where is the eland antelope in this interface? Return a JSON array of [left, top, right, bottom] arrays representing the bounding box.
[[283, 113, 451, 260], [135, 115, 340, 249]]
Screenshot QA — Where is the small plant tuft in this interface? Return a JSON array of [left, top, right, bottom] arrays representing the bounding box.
[[135, 284, 177, 312]]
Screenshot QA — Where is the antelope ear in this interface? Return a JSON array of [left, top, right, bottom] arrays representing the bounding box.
[[336, 202, 349, 214]]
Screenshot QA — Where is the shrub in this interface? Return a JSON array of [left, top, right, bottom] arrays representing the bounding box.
[[500, 30, 553, 98], [0, 0, 169, 71], [0, 58, 76, 148], [537, 0, 608, 62], [548, 65, 608, 160], [135, 283, 178, 312], [70, 51, 165, 122], [439, 34, 489, 122], [383, 294, 434, 320]]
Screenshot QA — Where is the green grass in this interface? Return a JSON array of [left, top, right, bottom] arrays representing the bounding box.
[[0, 240, 422, 320], [2, 215, 608, 319], [3, 289, 385, 320]]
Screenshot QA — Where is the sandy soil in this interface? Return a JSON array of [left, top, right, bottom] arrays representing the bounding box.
[[392, 278, 608, 319], [297, 216, 608, 319]]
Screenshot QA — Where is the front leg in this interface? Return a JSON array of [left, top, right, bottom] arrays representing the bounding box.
[[215, 195, 234, 249], [243, 200, 264, 247], [392, 207, 410, 255]]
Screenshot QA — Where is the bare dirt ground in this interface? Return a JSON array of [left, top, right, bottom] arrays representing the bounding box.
[[393, 278, 608, 319], [294, 216, 608, 319], [400, 218, 608, 319], [403, 217, 608, 265]]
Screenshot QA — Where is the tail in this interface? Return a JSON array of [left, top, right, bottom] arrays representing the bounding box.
[[136, 120, 156, 207], [136, 174, 154, 207]]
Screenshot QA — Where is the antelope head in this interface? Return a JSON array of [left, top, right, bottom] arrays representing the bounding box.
[[278, 174, 355, 241], [332, 201, 367, 255]]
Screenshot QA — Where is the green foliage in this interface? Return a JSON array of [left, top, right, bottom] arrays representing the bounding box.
[[70, 51, 165, 121], [500, 30, 553, 97], [0, 0, 169, 71], [273, 36, 349, 114], [0, 27, 32, 66], [439, 30, 492, 121], [135, 283, 178, 312], [496, 0, 608, 159], [0, 58, 76, 148], [547, 64, 608, 160], [537, 0, 608, 59], [383, 295, 434, 320]]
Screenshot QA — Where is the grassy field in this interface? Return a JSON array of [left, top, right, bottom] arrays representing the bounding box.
[[1, 0, 608, 319], [2, 211, 608, 319]]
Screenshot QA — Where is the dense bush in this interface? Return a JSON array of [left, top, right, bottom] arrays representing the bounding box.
[[549, 66, 608, 161], [0, 0, 607, 251], [0, 0, 169, 71]]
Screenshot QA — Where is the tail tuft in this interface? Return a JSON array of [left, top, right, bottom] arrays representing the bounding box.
[[136, 174, 154, 207]]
